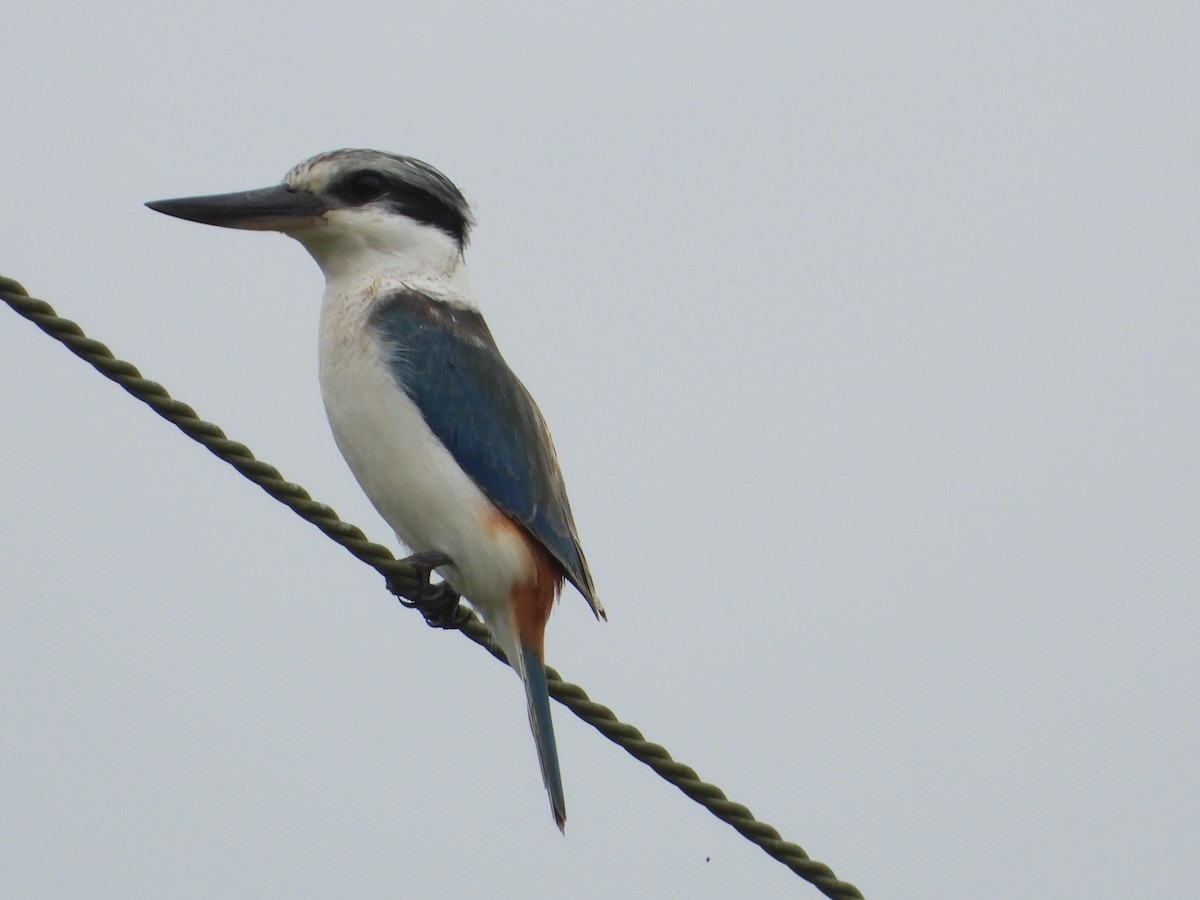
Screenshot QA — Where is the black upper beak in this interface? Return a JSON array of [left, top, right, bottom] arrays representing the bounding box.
[[145, 184, 327, 231]]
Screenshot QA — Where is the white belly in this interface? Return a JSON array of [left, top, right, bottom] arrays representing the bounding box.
[[317, 286, 531, 611]]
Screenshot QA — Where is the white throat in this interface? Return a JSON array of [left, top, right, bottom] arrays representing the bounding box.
[[288, 206, 477, 306]]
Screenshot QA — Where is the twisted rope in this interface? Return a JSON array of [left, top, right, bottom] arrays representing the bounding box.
[[2, 275, 864, 900]]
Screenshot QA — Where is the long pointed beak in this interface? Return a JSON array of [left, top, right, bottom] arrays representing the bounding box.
[[145, 184, 327, 232]]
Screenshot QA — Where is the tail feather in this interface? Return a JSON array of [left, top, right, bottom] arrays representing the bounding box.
[[520, 642, 566, 831]]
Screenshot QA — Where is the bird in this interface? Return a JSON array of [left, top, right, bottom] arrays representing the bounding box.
[[146, 149, 603, 831]]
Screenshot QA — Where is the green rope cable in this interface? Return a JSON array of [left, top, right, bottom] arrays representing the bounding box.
[[1, 276, 864, 900]]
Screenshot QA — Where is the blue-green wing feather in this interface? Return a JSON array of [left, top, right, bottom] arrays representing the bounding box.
[[371, 292, 597, 609]]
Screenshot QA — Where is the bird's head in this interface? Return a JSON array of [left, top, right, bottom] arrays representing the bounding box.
[[147, 149, 475, 283]]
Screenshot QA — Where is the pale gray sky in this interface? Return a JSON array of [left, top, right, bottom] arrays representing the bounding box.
[[2, 5, 1197, 898]]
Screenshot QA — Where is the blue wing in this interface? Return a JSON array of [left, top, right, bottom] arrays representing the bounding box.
[[371, 291, 599, 613]]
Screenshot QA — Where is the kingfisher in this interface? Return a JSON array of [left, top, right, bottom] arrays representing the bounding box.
[[147, 149, 603, 831]]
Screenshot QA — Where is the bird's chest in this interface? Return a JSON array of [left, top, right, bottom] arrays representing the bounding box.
[[316, 290, 433, 512], [314, 289, 523, 595]]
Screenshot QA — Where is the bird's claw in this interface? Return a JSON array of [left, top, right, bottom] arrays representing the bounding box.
[[388, 550, 469, 629], [404, 582, 470, 629]]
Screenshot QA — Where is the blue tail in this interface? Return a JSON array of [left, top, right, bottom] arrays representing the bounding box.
[[521, 643, 566, 831]]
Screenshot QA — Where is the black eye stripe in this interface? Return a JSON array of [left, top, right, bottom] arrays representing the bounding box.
[[350, 171, 385, 200], [330, 168, 470, 247], [331, 169, 389, 205]]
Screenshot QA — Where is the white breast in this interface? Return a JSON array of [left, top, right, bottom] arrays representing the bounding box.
[[317, 276, 533, 612]]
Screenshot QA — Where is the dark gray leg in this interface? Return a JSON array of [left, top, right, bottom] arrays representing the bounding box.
[[387, 550, 469, 629]]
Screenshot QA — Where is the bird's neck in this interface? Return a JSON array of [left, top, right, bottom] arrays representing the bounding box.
[[290, 213, 478, 308]]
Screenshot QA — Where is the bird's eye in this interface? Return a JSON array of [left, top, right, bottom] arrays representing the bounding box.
[[349, 171, 386, 202]]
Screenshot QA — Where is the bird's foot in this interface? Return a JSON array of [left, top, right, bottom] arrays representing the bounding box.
[[388, 550, 469, 629]]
